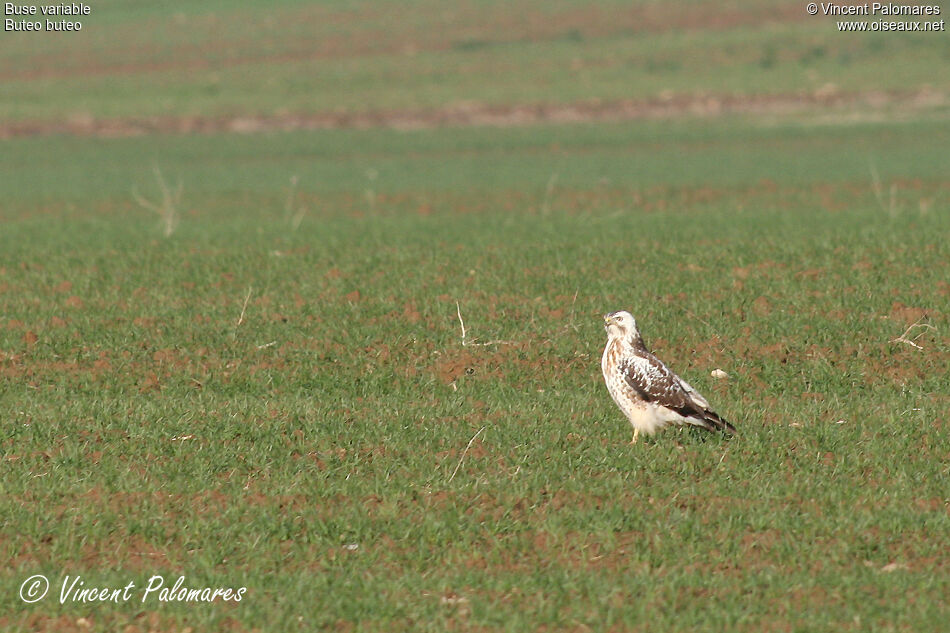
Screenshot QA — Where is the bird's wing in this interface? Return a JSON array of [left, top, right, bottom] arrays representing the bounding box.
[[619, 352, 704, 415], [677, 377, 710, 409]]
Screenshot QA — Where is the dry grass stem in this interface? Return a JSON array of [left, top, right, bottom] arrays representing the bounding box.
[[456, 301, 515, 347], [285, 175, 307, 230], [566, 289, 580, 332], [449, 426, 486, 483], [236, 287, 253, 327], [890, 318, 935, 350], [132, 165, 183, 237]]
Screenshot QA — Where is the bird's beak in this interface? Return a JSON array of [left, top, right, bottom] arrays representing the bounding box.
[[603, 314, 614, 326]]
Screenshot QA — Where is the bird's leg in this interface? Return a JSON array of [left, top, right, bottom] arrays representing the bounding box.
[[630, 428, 640, 445]]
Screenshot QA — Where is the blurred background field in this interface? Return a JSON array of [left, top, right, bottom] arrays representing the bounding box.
[[3, 0, 949, 125], [1, 2, 948, 632]]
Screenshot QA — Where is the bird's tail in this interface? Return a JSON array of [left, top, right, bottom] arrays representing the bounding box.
[[692, 409, 737, 436]]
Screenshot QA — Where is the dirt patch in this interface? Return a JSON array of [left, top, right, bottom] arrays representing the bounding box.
[[2, 89, 945, 139], [888, 301, 933, 326], [434, 349, 480, 385], [752, 296, 773, 317]]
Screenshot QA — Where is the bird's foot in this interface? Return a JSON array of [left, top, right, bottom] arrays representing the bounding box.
[[629, 429, 640, 445]]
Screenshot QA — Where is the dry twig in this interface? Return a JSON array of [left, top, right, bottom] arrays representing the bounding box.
[[456, 300, 469, 345], [236, 287, 253, 327], [449, 426, 486, 483], [285, 175, 306, 230], [132, 165, 183, 237], [890, 318, 935, 350], [455, 301, 515, 347], [566, 289, 580, 332]]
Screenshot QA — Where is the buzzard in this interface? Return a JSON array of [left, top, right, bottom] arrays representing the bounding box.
[[601, 310, 736, 444]]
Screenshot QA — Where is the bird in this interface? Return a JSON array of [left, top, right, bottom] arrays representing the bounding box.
[[601, 310, 736, 444]]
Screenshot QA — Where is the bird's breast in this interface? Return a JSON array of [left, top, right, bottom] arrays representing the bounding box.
[[601, 339, 628, 398], [601, 338, 620, 377]]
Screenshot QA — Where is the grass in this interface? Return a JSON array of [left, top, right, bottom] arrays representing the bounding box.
[[2, 0, 949, 630], [2, 0, 949, 121], [1, 115, 948, 631]]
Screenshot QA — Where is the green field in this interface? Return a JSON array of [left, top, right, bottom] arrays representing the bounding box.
[[2, 1, 949, 632]]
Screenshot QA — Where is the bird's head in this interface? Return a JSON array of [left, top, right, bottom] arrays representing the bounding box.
[[603, 310, 638, 341]]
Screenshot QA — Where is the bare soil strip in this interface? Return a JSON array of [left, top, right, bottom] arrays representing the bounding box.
[[2, 89, 945, 139]]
